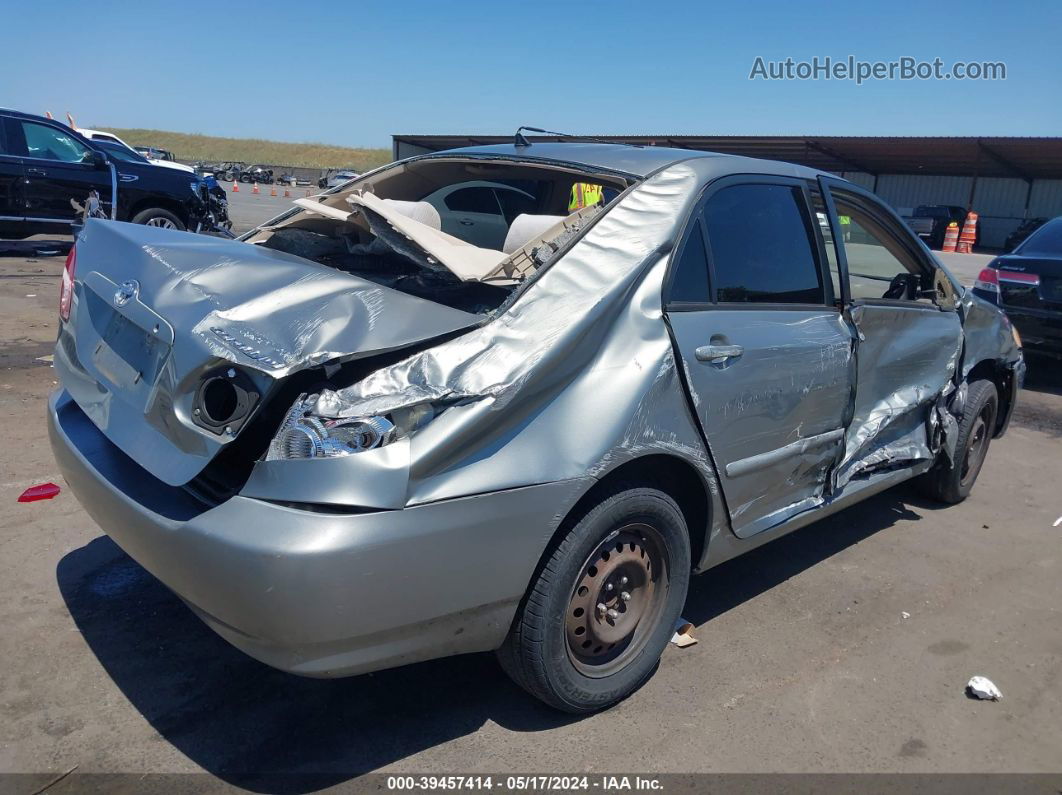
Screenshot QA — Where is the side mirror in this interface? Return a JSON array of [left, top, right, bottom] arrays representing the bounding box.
[[90, 150, 108, 169]]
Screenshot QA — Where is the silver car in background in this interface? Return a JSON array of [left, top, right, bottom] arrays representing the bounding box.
[[49, 143, 1023, 712]]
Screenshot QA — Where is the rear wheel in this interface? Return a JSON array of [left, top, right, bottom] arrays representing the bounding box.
[[916, 379, 998, 504], [131, 208, 185, 231], [498, 485, 690, 713]]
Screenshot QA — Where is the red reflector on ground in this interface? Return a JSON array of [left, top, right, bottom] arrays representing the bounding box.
[[18, 483, 61, 502]]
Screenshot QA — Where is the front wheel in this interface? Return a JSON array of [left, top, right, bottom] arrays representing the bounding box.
[[916, 379, 998, 504], [498, 485, 690, 713], [131, 208, 185, 231]]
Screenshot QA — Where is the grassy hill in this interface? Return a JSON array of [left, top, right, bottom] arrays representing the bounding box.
[[101, 128, 391, 170]]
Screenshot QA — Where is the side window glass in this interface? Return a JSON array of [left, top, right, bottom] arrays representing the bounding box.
[[808, 184, 842, 304], [668, 221, 710, 303], [495, 188, 537, 224], [20, 122, 92, 163], [832, 192, 928, 302], [703, 183, 825, 305], [445, 187, 500, 215]]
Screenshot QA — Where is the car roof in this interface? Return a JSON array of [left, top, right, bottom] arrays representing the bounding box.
[[423, 141, 829, 180]]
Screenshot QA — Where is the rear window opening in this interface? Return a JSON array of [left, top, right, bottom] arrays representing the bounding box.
[[244, 158, 631, 314]]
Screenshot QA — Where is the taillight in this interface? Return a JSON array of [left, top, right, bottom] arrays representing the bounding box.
[[973, 267, 999, 293], [59, 245, 76, 322], [998, 269, 1041, 286]]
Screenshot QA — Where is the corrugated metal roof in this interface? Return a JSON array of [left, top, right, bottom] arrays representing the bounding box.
[[392, 135, 1062, 179]]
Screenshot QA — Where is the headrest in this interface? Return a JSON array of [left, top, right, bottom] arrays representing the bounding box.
[[503, 213, 566, 254], [381, 199, 441, 230]]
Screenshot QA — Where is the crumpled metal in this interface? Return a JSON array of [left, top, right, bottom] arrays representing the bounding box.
[[312, 164, 700, 420]]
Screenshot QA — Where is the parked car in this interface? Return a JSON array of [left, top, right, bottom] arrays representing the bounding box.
[[973, 216, 1062, 357], [1004, 217, 1047, 252], [0, 108, 211, 237], [77, 128, 195, 174], [48, 142, 1023, 713], [240, 165, 274, 184], [421, 179, 536, 249], [318, 168, 359, 189], [133, 145, 179, 163], [902, 205, 976, 250]]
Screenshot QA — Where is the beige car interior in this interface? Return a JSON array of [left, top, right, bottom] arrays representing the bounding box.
[[245, 159, 629, 287]]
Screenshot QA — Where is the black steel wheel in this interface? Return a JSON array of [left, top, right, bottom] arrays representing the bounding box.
[[498, 484, 690, 713], [916, 379, 998, 504]]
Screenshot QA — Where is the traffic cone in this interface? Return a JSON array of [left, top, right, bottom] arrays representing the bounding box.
[[283, 186, 291, 197], [252, 182, 260, 195], [956, 212, 978, 254], [232, 181, 239, 193], [942, 222, 960, 253], [270, 184, 277, 197]]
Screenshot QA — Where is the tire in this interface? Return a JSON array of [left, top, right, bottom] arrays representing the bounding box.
[[916, 379, 998, 504], [131, 208, 185, 231], [498, 484, 691, 713]]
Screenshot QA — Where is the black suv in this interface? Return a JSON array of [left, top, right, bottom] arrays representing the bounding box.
[[0, 109, 209, 239]]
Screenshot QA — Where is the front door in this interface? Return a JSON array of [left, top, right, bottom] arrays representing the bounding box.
[[818, 178, 963, 489], [667, 176, 855, 538], [6, 117, 111, 224]]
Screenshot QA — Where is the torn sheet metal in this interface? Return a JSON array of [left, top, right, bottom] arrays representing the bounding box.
[[57, 220, 479, 485], [834, 303, 963, 489], [288, 163, 727, 515]]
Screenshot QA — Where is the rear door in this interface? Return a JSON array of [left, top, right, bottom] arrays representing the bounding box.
[[8, 118, 112, 223], [819, 177, 963, 489], [0, 117, 26, 225], [667, 176, 855, 538]]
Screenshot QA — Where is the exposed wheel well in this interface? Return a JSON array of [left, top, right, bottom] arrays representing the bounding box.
[[563, 455, 710, 571], [964, 359, 1014, 436]]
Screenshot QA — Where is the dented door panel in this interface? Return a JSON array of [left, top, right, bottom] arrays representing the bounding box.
[[670, 309, 855, 537], [835, 303, 962, 488]]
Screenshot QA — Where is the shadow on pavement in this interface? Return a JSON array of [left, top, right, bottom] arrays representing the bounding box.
[[58, 482, 927, 792], [682, 484, 925, 626]]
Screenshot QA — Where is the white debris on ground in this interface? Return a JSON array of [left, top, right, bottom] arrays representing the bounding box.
[[966, 676, 1003, 701], [901, 611, 911, 619], [670, 618, 697, 648], [1053, 515, 1061, 527]]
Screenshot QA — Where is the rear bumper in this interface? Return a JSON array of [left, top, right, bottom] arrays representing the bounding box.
[[1006, 306, 1062, 356], [49, 389, 590, 677]]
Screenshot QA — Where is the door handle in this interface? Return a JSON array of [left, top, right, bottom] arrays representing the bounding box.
[[459, 218, 474, 226], [695, 344, 744, 363], [26, 168, 46, 176]]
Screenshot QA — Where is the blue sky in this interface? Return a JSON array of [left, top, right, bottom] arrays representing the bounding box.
[[6, 0, 1059, 147]]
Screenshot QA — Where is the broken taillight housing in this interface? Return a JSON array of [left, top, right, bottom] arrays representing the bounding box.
[[59, 246, 76, 322]]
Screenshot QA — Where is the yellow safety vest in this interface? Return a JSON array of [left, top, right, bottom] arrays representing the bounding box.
[[569, 182, 604, 211]]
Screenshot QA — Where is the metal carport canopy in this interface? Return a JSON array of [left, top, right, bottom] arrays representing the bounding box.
[[391, 135, 1062, 180]]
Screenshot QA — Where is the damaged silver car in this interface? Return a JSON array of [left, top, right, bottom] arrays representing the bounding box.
[[49, 142, 1024, 713]]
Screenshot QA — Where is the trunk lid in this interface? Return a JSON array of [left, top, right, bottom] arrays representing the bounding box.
[[998, 254, 1062, 310], [58, 220, 478, 486]]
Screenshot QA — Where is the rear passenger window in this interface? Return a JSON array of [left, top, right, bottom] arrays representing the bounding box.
[[669, 221, 710, 303], [445, 187, 499, 214], [703, 184, 825, 304]]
